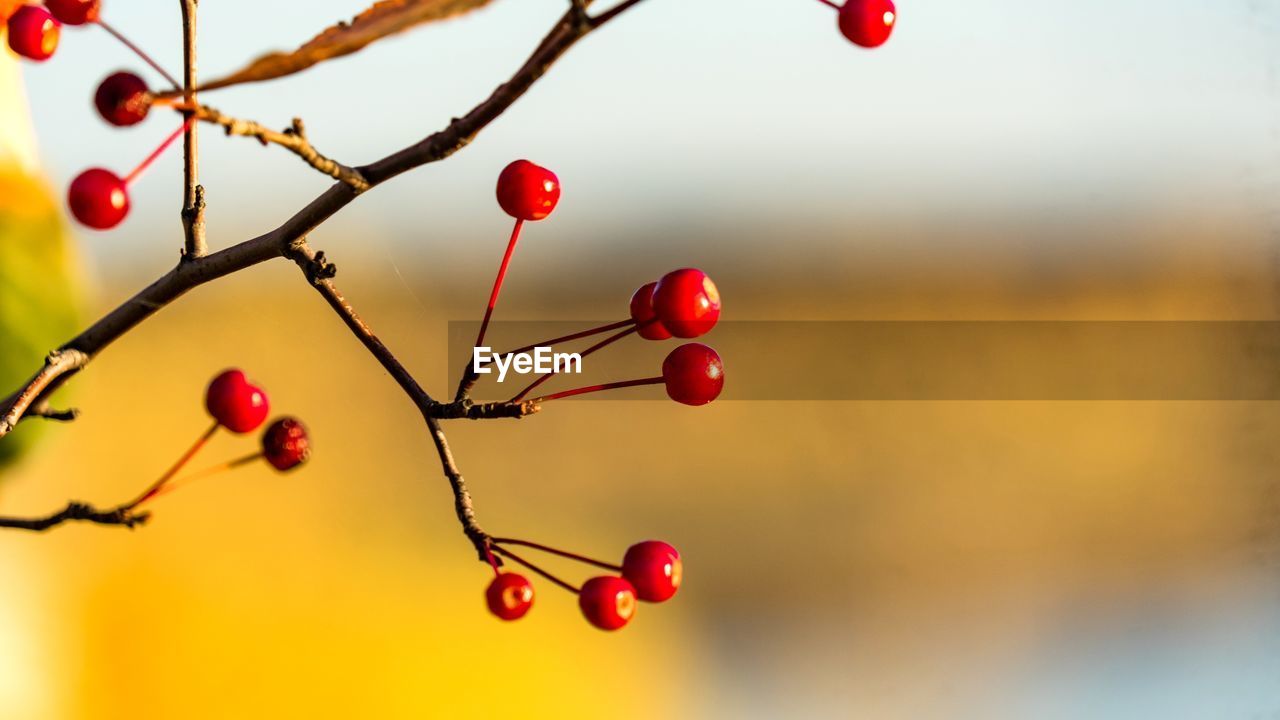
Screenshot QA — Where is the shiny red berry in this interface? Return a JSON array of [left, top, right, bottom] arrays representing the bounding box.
[[622, 541, 682, 602], [662, 343, 724, 406], [578, 576, 636, 631], [94, 71, 150, 126], [45, 0, 99, 25], [838, 0, 896, 48], [653, 268, 721, 338], [7, 5, 59, 61], [205, 369, 270, 434], [486, 573, 535, 621], [261, 417, 310, 472], [496, 160, 560, 221], [67, 168, 129, 229], [629, 282, 673, 341]]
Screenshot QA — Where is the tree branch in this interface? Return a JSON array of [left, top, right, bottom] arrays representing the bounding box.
[[184, 106, 369, 190], [0, 502, 149, 531], [180, 0, 205, 258]]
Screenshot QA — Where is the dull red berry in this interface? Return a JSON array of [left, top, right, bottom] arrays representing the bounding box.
[[261, 417, 310, 471], [205, 369, 270, 434], [622, 540, 682, 602], [662, 343, 724, 406], [67, 168, 129, 229], [45, 0, 99, 25], [94, 71, 150, 126], [629, 282, 673, 341], [486, 573, 535, 621], [7, 5, 59, 61], [653, 268, 721, 338], [579, 576, 636, 631], [496, 160, 560, 221], [838, 0, 896, 48]]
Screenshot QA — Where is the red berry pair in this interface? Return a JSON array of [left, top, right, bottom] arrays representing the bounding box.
[[126, 369, 311, 509], [6, 0, 111, 62], [630, 268, 722, 340], [484, 538, 681, 631]]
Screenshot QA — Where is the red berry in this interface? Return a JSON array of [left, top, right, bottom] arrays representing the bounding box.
[[205, 369, 270, 434], [7, 5, 59, 61], [578, 576, 636, 631], [67, 168, 129, 229], [622, 540, 682, 602], [662, 343, 724, 406], [496, 160, 560, 221], [653, 268, 721, 338], [44, 0, 99, 25], [838, 0, 896, 48], [629, 282, 673, 341], [486, 573, 535, 621], [94, 71, 150, 126], [261, 417, 310, 472]]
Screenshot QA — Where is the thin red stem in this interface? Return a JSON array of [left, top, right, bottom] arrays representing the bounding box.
[[482, 543, 502, 577], [491, 545, 580, 594], [814, 0, 841, 9], [137, 452, 262, 506], [532, 376, 663, 404], [490, 538, 621, 572], [124, 118, 194, 184], [95, 20, 182, 89], [127, 421, 218, 508], [473, 218, 525, 351], [509, 326, 639, 402], [498, 319, 634, 358]]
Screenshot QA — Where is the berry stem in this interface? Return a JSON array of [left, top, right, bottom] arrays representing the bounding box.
[[814, 0, 842, 9], [508, 326, 639, 403], [94, 20, 181, 90], [498, 319, 635, 358], [124, 118, 195, 184], [491, 537, 621, 572], [473, 218, 525, 352], [139, 452, 262, 505], [531, 376, 663, 404], [126, 421, 218, 508], [491, 545, 580, 594], [482, 543, 502, 577]]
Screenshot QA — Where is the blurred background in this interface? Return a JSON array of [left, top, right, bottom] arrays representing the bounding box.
[[2, 0, 1280, 717]]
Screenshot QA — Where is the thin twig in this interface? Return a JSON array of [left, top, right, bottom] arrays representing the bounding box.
[[180, 105, 368, 190], [0, 502, 149, 532], [180, 0, 205, 258]]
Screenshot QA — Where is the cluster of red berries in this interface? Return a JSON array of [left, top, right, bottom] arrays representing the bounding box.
[[475, 160, 725, 408], [484, 538, 681, 631], [4, 0, 190, 230], [124, 369, 311, 509]]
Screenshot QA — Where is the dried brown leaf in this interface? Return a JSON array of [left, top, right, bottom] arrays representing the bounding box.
[[200, 0, 496, 91]]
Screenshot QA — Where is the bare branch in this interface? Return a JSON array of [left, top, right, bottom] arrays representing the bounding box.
[[180, 0, 205, 258], [186, 106, 369, 190], [0, 502, 149, 532]]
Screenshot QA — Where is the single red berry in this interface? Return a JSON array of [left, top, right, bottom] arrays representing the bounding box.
[[622, 540, 682, 602], [486, 573, 535, 621], [578, 576, 636, 631], [44, 0, 99, 25], [653, 268, 721, 338], [205, 369, 270, 434], [629, 282, 673, 341], [7, 5, 60, 61], [838, 0, 896, 48], [67, 168, 129, 229], [261, 417, 310, 472], [94, 71, 150, 126], [496, 160, 560, 221], [662, 343, 724, 406]]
